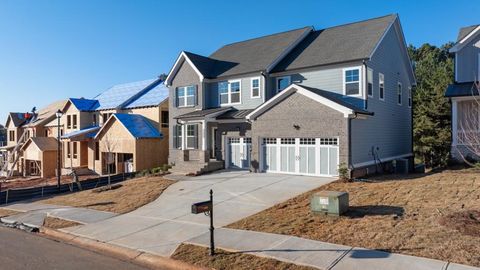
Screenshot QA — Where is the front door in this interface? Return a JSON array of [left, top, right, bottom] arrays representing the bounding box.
[[227, 137, 251, 169]]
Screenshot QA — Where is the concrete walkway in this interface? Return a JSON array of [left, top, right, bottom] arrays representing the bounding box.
[[0, 202, 117, 228], [188, 228, 478, 270], [61, 170, 331, 256]]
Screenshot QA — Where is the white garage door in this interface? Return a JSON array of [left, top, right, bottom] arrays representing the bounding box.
[[227, 137, 251, 169], [262, 137, 339, 177]]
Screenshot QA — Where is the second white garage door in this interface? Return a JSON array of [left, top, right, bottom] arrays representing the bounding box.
[[262, 137, 339, 177]]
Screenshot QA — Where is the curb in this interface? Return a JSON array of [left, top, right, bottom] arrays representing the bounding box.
[[40, 227, 207, 270]]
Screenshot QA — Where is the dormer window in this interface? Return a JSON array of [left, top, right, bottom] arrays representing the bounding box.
[[344, 68, 360, 96]]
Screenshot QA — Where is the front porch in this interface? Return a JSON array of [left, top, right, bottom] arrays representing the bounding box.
[[170, 108, 253, 174]]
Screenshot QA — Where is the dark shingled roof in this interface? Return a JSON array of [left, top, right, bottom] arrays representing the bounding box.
[[299, 85, 374, 115], [8, 113, 27, 127], [174, 107, 231, 120], [216, 109, 254, 120], [445, 82, 480, 97], [206, 27, 312, 78], [457, 25, 479, 42], [272, 14, 396, 72]]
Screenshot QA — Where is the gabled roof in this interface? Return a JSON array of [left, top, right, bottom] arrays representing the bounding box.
[[6, 113, 27, 127], [445, 82, 480, 97], [272, 14, 397, 72], [457, 25, 479, 42], [25, 100, 68, 127], [246, 84, 372, 120], [95, 114, 162, 140], [69, 98, 99, 111], [123, 82, 169, 109], [92, 79, 162, 110], [166, 27, 312, 83], [21, 137, 58, 152]]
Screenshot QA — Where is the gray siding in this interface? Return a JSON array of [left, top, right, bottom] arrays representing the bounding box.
[[456, 34, 480, 83], [351, 23, 413, 165], [205, 76, 265, 110], [168, 60, 203, 155]]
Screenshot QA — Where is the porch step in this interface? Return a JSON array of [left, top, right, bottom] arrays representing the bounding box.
[[170, 160, 224, 175]]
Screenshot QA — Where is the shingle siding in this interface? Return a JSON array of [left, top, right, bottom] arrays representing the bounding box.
[[456, 33, 480, 83], [351, 23, 413, 165]]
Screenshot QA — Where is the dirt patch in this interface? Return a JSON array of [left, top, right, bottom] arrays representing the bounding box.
[[228, 170, 480, 267], [171, 244, 315, 270], [439, 210, 480, 237], [0, 209, 20, 218], [40, 176, 175, 214], [43, 216, 81, 229]]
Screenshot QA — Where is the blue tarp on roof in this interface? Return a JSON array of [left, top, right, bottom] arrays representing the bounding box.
[[123, 82, 169, 109], [61, 125, 100, 139], [114, 114, 162, 139], [69, 98, 99, 111], [93, 79, 158, 110]]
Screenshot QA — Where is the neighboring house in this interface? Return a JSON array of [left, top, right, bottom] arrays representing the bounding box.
[[0, 124, 6, 146], [0, 101, 67, 178], [166, 14, 415, 177], [446, 25, 480, 161], [60, 78, 169, 176]]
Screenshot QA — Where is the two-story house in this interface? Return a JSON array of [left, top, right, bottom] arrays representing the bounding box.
[[166, 14, 416, 177], [60, 78, 169, 176], [446, 25, 480, 161]]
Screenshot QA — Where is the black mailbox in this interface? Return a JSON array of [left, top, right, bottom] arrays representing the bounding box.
[[191, 200, 212, 214]]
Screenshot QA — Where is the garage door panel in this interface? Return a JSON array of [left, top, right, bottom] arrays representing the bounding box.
[[319, 147, 329, 175], [329, 147, 339, 175]]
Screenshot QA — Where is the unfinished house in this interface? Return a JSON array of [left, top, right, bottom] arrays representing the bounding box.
[[0, 100, 67, 178], [60, 78, 169, 175]]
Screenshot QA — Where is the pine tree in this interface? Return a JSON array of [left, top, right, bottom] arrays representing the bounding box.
[[408, 43, 454, 168]]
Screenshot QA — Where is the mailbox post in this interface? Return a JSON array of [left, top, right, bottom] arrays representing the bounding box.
[[191, 189, 214, 256]]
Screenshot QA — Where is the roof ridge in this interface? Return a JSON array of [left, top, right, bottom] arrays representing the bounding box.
[[210, 26, 313, 52], [314, 14, 397, 32]]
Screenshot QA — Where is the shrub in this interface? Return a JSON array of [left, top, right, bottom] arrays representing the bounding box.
[[338, 163, 350, 182]]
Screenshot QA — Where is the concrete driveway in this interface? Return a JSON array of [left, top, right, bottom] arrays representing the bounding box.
[[64, 170, 334, 256]]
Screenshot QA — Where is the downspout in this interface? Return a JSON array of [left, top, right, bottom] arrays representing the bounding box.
[[348, 113, 358, 178], [363, 60, 368, 110]]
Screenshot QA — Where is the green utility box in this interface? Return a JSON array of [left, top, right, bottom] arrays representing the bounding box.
[[310, 191, 349, 216]]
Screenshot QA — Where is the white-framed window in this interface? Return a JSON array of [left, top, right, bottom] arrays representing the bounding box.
[[251, 77, 260, 98], [408, 87, 412, 108], [379, 73, 385, 101], [344, 68, 361, 96], [397, 82, 402, 105], [219, 80, 241, 106], [176, 86, 196, 107], [367, 68, 373, 97], [276, 76, 291, 93], [186, 124, 198, 149]]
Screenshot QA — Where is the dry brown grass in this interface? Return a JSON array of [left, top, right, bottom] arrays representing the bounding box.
[[0, 208, 19, 218], [228, 169, 480, 267], [43, 216, 81, 229], [40, 176, 175, 214], [171, 244, 315, 270]]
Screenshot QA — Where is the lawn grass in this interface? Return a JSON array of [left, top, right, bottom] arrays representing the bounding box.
[[43, 216, 81, 229], [0, 208, 20, 218], [171, 244, 316, 270], [227, 169, 480, 267], [40, 176, 175, 214]]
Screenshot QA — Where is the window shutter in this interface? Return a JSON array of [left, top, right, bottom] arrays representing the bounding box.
[[194, 86, 198, 106], [194, 124, 198, 149], [173, 125, 178, 148], [173, 89, 178, 107]]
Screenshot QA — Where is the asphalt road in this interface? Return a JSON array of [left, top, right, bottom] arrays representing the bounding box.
[[0, 226, 148, 270]]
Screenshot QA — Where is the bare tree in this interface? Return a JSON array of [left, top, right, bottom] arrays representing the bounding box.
[[455, 81, 480, 165], [102, 133, 117, 188]]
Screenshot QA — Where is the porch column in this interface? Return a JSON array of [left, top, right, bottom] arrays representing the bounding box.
[[452, 99, 458, 146], [181, 123, 186, 150], [201, 120, 207, 151]]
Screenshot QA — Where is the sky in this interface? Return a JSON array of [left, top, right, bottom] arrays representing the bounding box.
[[0, 0, 478, 124]]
